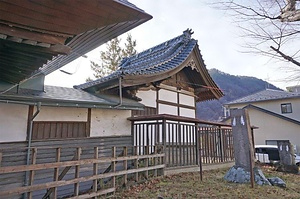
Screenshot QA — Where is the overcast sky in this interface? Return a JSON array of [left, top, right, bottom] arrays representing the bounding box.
[[45, 0, 299, 90]]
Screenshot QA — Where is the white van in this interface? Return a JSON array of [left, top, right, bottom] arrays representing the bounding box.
[[255, 145, 300, 166], [255, 145, 280, 164]]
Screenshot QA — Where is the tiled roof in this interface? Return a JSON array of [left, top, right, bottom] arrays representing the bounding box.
[[75, 29, 198, 89], [0, 85, 143, 109], [227, 89, 300, 105]]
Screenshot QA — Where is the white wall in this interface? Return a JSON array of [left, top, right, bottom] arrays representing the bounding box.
[[136, 86, 196, 118], [158, 104, 178, 115], [248, 108, 300, 154], [35, 106, 87, 121], [179, 93, 194, 106], [90, 109, 131, 137], [180, 107, 195, 118], [229, 98, 300, 121], [136, 90, 156, 108], [0, 103, 28, 142], [159, 89, 177, 103]]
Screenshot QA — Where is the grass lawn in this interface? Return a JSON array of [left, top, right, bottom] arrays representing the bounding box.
[[114, 166, 300, 198]]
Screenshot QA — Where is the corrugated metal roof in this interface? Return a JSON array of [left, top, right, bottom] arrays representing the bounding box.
[[227, 89, 300, 105], [75, 29, 223, 101], [0, 85, 143, 109]]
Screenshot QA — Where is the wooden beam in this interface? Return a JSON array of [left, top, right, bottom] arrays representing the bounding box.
[[0, 154, 165, 174], [0, 164, 165, 197], [0, 24, 67, 45], [67, 188, 116, 199], [157, 99, 196, 110]]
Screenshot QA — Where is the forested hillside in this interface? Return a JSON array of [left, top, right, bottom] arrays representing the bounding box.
[[196, 69, 281, 121]]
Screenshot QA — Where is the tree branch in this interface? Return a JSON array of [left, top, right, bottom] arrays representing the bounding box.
[[270, 46, 300, 66], [280, 0, 300, 21]]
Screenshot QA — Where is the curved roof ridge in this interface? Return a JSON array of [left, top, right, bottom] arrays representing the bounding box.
[[75, 29, 195, 89]]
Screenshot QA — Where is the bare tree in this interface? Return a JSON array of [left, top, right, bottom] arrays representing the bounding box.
[[215, 0, 300, 70]]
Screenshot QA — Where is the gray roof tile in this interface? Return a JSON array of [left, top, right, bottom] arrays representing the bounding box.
[[0, 85, 143, 109], [75, 29, 197, 90], [227, 89, 300, 105]]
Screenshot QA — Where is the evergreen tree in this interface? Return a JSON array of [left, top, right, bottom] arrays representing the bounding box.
[[89, 34, 137, 80], [122, 34, 137, 57]]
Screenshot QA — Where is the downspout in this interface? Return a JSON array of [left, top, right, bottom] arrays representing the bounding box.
[[114, 76, 123, 108], [24, 102, 41, 197]]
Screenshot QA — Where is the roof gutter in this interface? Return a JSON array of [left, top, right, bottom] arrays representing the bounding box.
[[23, 102, 41, 199], [114, 76, 123, 108], [0, 99, 143, 110]]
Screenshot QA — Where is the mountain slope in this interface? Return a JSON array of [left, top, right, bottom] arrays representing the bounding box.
[[196, 69, 281, 121]]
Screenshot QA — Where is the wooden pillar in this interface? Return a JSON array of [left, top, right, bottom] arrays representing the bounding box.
[[93, 147, 98, 199], [86, 108, 91, 137], [26, 105, 34, 140], [145, 146, 149, 179], [74, 147, 81, 196], [123, 146, 128, 187], [28, 147, 37, 199], [134, 146, 139, 182], [112, 147, 116, 192], [52, 147, 61, 199], [218, 126, 224, 162]]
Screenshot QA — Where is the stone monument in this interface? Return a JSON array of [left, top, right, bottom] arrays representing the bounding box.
[[277, 140, 298, 173], [224, 108, 271, 185]]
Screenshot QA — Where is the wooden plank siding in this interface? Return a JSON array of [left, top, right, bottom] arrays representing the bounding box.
[[0, 136, 133, 199], [32, 121, 87, 140], [132, 106, 157, 117]]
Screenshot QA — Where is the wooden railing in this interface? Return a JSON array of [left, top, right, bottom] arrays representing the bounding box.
[[199, 127, 234, 164], [0, 145, 164, 199], [128, 114, 234, 168]]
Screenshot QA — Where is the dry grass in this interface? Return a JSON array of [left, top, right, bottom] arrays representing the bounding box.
[[114, 166, 300, 199]]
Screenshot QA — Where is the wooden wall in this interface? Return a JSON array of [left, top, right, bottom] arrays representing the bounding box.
[[0, 136, 132, 199]]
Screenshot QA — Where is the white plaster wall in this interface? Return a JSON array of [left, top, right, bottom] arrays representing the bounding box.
[[180, 107, 195, 118], [248, 109, 300, 153], [90, 109, 131, 137], [136, 90, 156, 108], [159, 89, 177, 103], [35, 107, 87, 121], [0, 103, 28, 142], [254, 99, 300, 121], [179, 93, 194, 106], [158, 104, 177, 115]]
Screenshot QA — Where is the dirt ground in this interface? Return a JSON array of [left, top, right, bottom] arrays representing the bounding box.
[[114, 165, 300, 199]]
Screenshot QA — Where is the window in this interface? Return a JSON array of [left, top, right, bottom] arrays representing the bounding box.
[[281, 103, 292, 114]]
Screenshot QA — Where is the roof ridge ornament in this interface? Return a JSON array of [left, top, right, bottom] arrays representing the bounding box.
[[183, 28, 194, 41]]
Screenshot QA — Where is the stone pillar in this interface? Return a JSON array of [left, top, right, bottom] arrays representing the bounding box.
[[277, 141, 293, 165], [224, 108, 271, 185], [230, 108, 254, 171]]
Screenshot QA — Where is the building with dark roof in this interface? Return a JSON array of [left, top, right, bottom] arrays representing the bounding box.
[[225, 89, 300, 155], [0, 2, 153, 197], [75, 29, 223, 102], [0, 3, 228, 196]]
